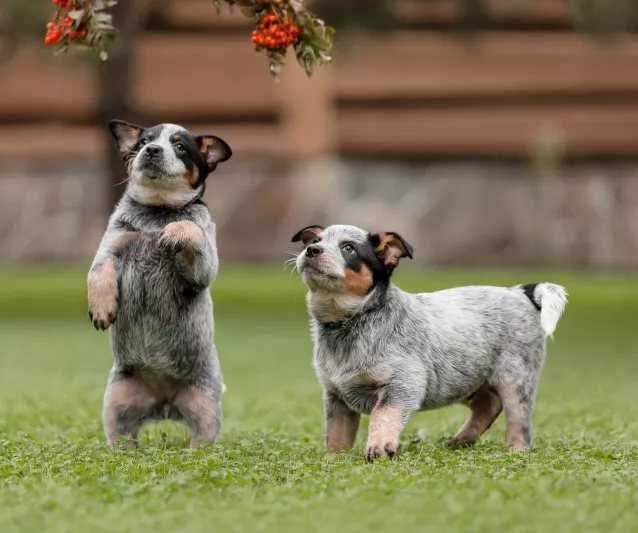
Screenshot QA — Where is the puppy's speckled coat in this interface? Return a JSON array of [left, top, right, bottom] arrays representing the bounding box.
[[292, 224, 568, 461], [88, 120, 231, 449]]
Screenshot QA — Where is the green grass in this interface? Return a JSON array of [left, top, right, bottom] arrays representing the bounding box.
[[1, 266, 638, 532]]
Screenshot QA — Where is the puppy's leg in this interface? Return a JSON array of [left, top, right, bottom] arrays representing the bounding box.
[[88, 230, 141, 330], [173, 388, 222, 449], [159, 221, 217, 289], [88, 258, 119, 330], [494, 376, 539, 453], [445, 384, 502, 449], [325, 392, 360, 452], [364, 401, 410, 462], [495, 344, 545, 453], [103, 373, 158, 449]]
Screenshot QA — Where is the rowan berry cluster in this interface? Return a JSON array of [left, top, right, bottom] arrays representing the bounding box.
[[44, 0, 88, 46], [251, 11, 301, 51]]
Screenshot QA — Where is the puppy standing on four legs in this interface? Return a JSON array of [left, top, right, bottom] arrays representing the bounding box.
[[87, 119, 232, 449], [292, 224, 568, 461]]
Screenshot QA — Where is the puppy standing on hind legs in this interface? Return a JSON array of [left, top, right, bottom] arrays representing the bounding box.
[[88, 119, 232, 449], [291, 224, 568, 461]]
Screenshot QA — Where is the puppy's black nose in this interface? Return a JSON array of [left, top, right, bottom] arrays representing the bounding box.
[[146, 145, 162, 157], [306, 244, 323, 257]]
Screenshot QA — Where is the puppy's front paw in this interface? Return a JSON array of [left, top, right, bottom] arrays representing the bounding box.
[[159, 221, 204, 252], [364, 439, 399, 462], [88, 260, 118, 331]]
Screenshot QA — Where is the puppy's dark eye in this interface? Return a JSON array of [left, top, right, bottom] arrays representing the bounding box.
[[138, 138, 149, 147], [175, 142, 186, 152], [310, 237, 321, 245], [342, 243, 355, 253]]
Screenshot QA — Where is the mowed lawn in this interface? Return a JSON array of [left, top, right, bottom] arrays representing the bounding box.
[[1, 266, 638, 533]]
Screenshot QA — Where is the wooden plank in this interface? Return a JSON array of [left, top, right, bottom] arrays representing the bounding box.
[[161, 0, 251, 28], [133, 34, 278, 119], [0, 48, 97, 121], [5, 32, 638, 120], [337, 104, 638, 158], [160, 0, 568, 29], [0, 35, 278, 121], [0, 123, 282, 162], [398, 0, 569, 25], [334, 32, 638, 101]]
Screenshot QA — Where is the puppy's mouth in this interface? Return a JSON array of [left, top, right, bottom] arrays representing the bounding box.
[[298, 258, 345, 292], [133, 161, 183, 185], [302, 262, 339, 279], [136, 157, 167, 178]]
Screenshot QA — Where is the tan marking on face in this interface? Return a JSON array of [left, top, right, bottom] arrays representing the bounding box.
[[87, 258, 118, 328], [344, 263, 373, 296], [326, 403, 360, 452], [446, 385, 502, 448], [160, 220, 205, 249], [102, 377, 157, 448], [173, 388, 221, 448], [365, 404, 404, 458], [183, 166, 200, 188]]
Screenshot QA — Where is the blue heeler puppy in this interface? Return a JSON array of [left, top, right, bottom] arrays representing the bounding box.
[[292, 224, 568, 461], [87, 120, 231, 449]]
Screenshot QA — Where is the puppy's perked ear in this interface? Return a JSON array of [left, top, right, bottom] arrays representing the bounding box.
[[291, 225, 325, 246], [372, 231, 414, 267], [197, 136, 232, 172], [108, 120, 145, 158]]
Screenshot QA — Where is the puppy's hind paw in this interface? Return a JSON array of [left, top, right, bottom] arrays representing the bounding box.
[[444, 436, 476, 450]]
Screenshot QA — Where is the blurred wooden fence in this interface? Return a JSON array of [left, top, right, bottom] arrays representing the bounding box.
[[2, 0, 638, 162]]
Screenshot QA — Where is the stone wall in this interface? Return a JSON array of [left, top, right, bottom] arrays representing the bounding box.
[[2, 158, 638, 269]]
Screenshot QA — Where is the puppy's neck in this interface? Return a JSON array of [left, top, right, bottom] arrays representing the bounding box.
[[307, 290, 372, 323], [126, 182, 201, 208]]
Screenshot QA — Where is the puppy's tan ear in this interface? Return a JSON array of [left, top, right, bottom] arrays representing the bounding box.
[[108, 120, 144, 158], [197, 135, 232, 172], [373, 232, 414, 267], [291, 225, 325, 246]]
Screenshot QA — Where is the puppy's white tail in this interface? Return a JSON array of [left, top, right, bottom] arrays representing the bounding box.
[[520, 282, 568, 338]]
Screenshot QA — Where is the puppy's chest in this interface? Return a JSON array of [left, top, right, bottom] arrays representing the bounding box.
[[316, 350, 392, 415], [117, 216, 195, 307]]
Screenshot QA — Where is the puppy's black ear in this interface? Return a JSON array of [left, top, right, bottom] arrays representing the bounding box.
[[108, 120, 145, 158], [291, 225, 325, 246], [197, 135, 232, 172], [371, 231, 414, 268]]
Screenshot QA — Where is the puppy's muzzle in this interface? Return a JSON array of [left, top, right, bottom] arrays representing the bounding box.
[[139, 144, 165, 177], [145, 144, 163, 158], [306, 244, 323, 258]]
